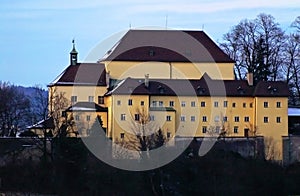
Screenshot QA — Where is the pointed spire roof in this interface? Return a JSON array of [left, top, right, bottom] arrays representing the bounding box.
[[70, 39, 78, 54]]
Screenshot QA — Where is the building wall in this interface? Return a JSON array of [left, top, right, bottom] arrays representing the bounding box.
[[105, 96, 113, 138], [48, 85, 107, 108], [104, 61, 235, 80], [149, 96, 255, 137], [66, 111, 108, 137], [109, 95, 150, 141], [49, 83, 289, 160], [255, 97, 288, 160], [149, 110, 176, 139]]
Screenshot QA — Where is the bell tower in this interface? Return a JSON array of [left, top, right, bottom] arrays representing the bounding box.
[[70, 39, 78, 65]]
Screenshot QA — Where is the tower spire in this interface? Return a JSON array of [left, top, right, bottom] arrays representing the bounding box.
[[70, 39, 78, 65]]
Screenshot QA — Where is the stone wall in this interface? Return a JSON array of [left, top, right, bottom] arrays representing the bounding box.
[[175, 136, 265, 160], [283, 135, 300, 166], [0, 138, 50, 167]]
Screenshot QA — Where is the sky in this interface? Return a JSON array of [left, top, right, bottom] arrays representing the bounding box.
[[1, 0, 300, 88]]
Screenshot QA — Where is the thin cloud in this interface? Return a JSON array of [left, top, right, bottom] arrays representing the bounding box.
[[127, 0, 300, 14]]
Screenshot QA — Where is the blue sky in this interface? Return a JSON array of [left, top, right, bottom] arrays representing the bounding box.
[[1, 0, 300, 87]]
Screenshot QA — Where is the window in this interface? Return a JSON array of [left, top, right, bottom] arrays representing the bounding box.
[[243, 103, 246, 108], [250, 103, 253, 108], [232, 102, 236, 108], [166, 115, 172, 121], [202, 116, 207, 122], [149, 50, 155, 56], [234, 126, 239, 133], [71, 96, 77, 103], [214, 101, 219, 107], [191, 116, 196, 122], [150, 115, 155, 121], [200, 101, 206, 107], [120, 133, 125, 139], [191, 101, 196, 107], [75, 115, 80, 121], [223, 116, 228, 122], [234, 116, 239, 122], [167, 132, 171, 138], [128, 99, 133, 106], [202, 126, 207, 133], [121, 114, 126, 121], [223, 101, 228, 107], [134, 114, 140, 121], [86, 115, 91, 121], [180, 115, 186, 122], [264, 117, 269, 123], [159, 101, 163, 107], [214, 116, 220, 122], [117, 100, 121, 105], [244, 116, 250, 122], [169, 101, 174, 107], [141, 101, 144, 106], [276, 117, 281, 123], [98, 96, 104, 104], [181, 101, 186, 107], [159, 88, 164, 94], [216, 126, 220, 133], [264, 102, 268, 108], [152, 101, 157, 107], [88, 96, 94, 102], [276, 102, 281, 108]]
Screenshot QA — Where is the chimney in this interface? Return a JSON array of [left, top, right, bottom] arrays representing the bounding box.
[[145, 74, 149, 88], [106, 71, 110, 88], [247, 73, 253, 86]]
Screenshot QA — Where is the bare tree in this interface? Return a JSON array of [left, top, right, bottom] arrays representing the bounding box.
[[48, 87, 70, 136], [255, 14, 286, 81], [220, 13, 285, 83], [291, 16, 300, 32], [114, 106, 165, 159], [31, 85, 48, 122], [264, 136, 280, 161], [113, 107, 167, 195], [282, 33, 300, 105], [0, 82, 31, 137], [59, 113, 78, 137]]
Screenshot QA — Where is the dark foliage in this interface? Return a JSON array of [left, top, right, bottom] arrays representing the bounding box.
[[1, 140, 300, 195], [18, 130, 38, 137]]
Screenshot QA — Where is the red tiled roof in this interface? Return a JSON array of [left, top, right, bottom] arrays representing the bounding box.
[[106, 74, 288, 97], [101, 30, 234, 63], [49, 63, 106, 86]]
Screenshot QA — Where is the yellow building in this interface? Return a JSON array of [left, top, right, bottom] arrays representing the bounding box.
[[101, 30, 235, 80], [49, 30, 289, 160], [48, 41, 108, 137]]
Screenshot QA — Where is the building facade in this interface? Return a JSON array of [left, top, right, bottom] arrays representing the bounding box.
[[48, 30, 289, 160]]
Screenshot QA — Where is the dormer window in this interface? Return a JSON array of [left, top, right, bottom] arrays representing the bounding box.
[[268, 86, 278, 94], [197, 86, 206, 94], [158, 85, 165, 94], [149, 50, 155, 56], [237, 86, 245, 95]]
